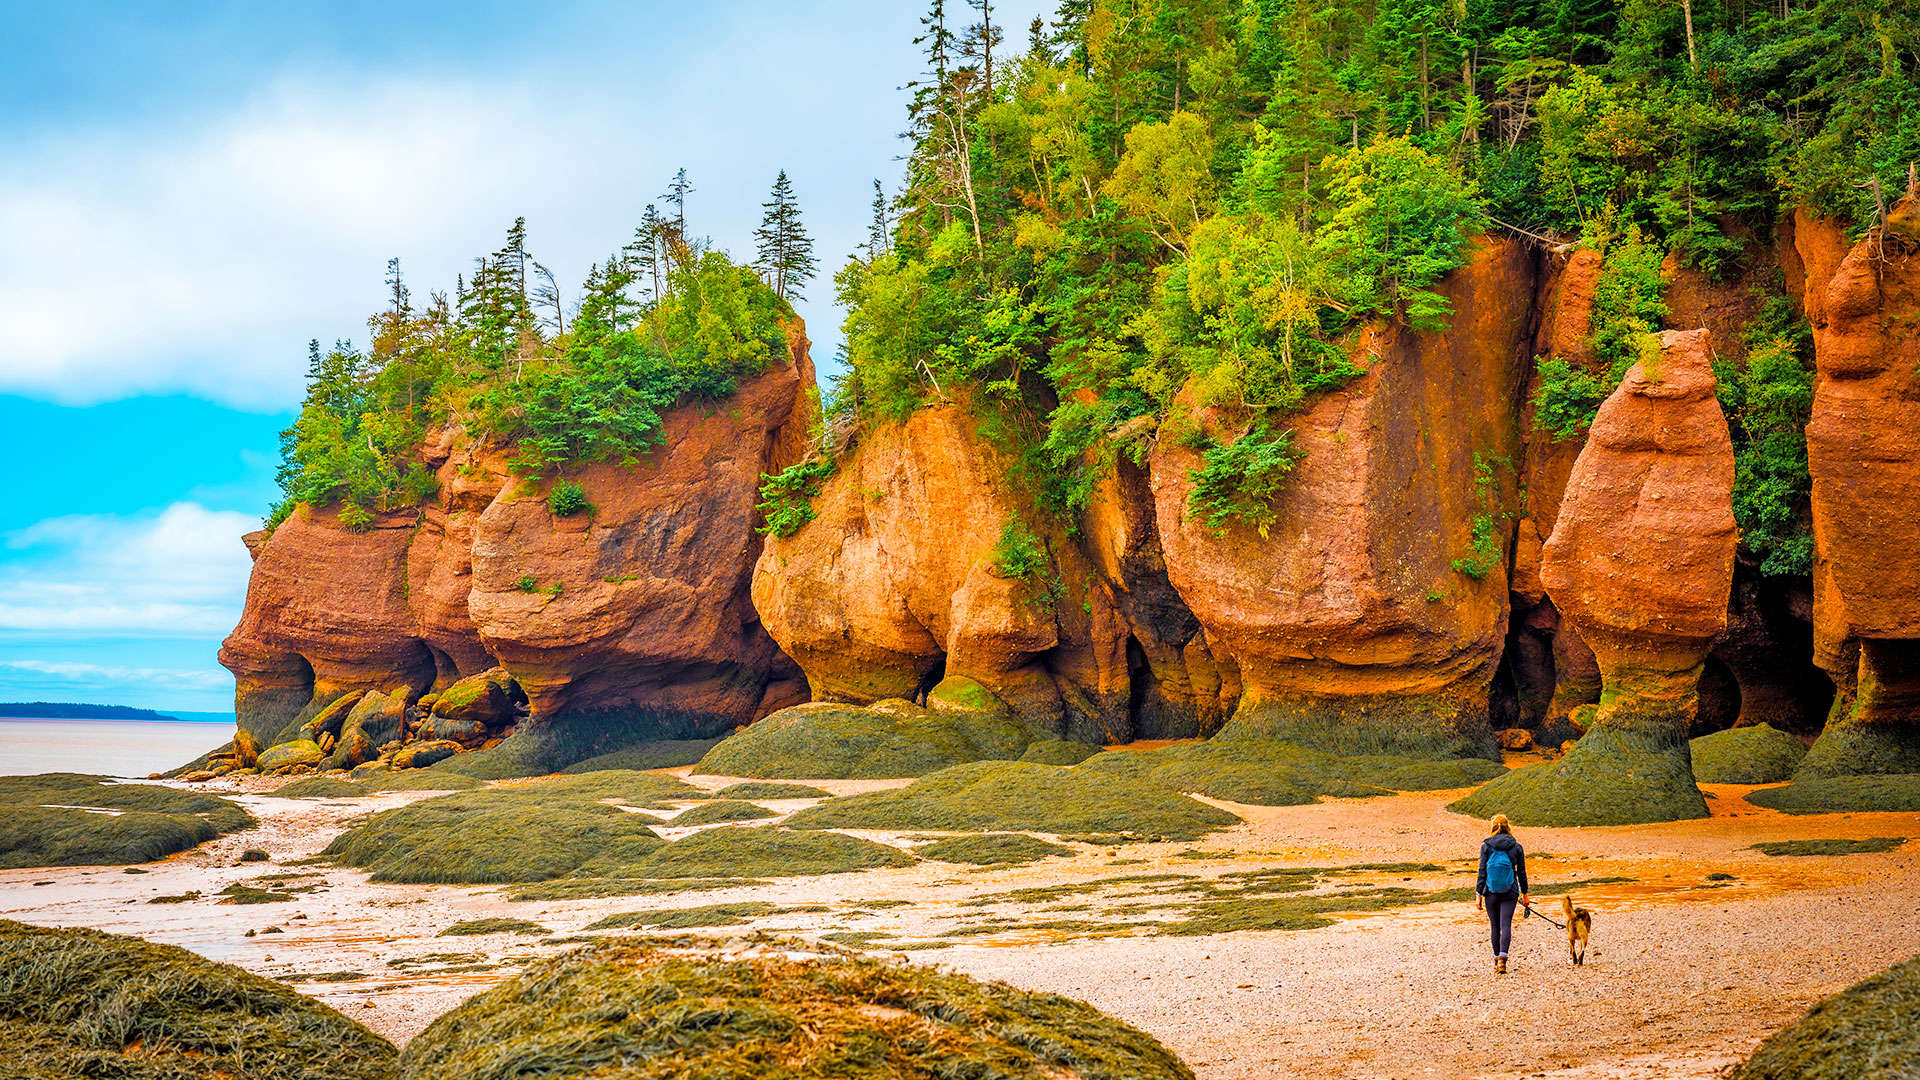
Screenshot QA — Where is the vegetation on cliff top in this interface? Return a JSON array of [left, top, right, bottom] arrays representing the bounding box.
[[268, 170, 815, 533], [0, 773, 254, 869], [396, 941, 1195, 1080], [0, 919, 396, 1080], [799, 0, 1917, 540]]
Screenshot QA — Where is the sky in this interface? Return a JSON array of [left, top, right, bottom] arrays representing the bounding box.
[[0, 0, 1051, 715]]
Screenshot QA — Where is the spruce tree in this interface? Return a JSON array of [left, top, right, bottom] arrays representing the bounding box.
[[867, 178, 892, 257], [754, 170, 819, 301]]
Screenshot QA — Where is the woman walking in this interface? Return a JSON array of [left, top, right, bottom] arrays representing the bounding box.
[[1475, 813, 1530, 974]]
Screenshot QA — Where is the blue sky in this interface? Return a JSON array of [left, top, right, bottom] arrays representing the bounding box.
[[1, 0, 1049, 714]]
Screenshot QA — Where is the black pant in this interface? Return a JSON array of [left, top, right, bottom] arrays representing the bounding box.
[[1486, 893, 1518, 956]]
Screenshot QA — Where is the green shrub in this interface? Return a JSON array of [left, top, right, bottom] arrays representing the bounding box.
[[672, 799, 777, 826], [1723, 303, 1816, 576], [1185, 423, 1301, 537], [695, 701, 1032, 780], [0, 919, 396, 1080], [395, 942, 1193, 1080], [990, 519, 1048, 579], [546, 479, 590, 516], [756, 457, 836, 538], [916, 833, 1077, 865], [1733, 953, 1920, 1080], [0, 774, 255, 869], [511, 574, 540, 593], [1690, 723, 1808, 784], [337, 503, 375, 531], [1531, 357, 1612, 441], [787, 761, 1239, 841]]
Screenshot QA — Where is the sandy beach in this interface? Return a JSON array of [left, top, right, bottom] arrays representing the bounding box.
[[3, 768, 1915, 1080]]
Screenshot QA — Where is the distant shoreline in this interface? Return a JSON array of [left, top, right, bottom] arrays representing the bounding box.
[[0, 703, 233, 724], [0, 714, 234, 724]]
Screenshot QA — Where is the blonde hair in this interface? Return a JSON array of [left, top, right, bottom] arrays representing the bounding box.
[[1490, 814, 1512, 835]]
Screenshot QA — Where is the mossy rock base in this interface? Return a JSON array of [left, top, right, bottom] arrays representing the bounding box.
[[1077, 737, 1506, 807], [915, 833, 1077, 865], [1746, 774, 1920, 815], [397, 942, 1194, 1080], [0, 919, 395, 1080], [433, 707, 739, 780], [1795, 725, 1920, 780], [787, 760, 1239, 841], [0, 774, 255, 869], [1451, 726, 1708, 826], [696, 701, 1033, 779], [628, 826, 915, 878], [1019, 738, 1103, 766], [560, 738, 725, 773], [1218, 690, 1499, 760], [1734, 953, 1920, 1080], [1690, 723, 1808, 784]]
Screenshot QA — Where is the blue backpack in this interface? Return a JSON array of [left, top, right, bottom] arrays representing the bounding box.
[[1486, 847, 1516, 894]]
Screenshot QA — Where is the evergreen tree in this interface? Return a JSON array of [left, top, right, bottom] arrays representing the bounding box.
[[867, 178, 892, 257], [754, 170, 819, 301]]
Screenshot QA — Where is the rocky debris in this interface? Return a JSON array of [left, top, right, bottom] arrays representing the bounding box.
[[1457, 329, 1735, 825], [1149, 240, 1536, 757], [393, 739, 465, 770], [416, 667, 523, 747], [258, 739, 326, 774], [1497, 728, 1535, 752]]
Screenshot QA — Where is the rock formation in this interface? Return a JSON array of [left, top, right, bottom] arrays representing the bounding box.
[[218, 323, 816, 774], [1796, 207, 1920, 776], [1147, 240, 1538, 757], [1460, 328, 1736, 823]]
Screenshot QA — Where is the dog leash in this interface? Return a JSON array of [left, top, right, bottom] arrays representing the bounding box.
[[1522, 902, 1566, 930]]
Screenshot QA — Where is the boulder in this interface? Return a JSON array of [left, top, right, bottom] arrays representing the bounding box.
[[1497, 728, 1535, 752], [232, 726, 262, 769], [392, 740, 464, 770], [1149, 240, 1537, 757], [258, 740, 325, 774], [421, 668, 520, 745], [1457, 329, 1734, 825]]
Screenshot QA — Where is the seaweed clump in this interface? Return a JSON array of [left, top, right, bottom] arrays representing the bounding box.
[[788, 761, 1240, 841], [395, 941, 1194, 1079], [275, 770, 485, 798], [695, 701, 1033, 779], [0, 919, 395, 1080], [1451, 727, 1708, 826], [916, 834, 1077, 865], [440, 918, 550, 936], [560, 738, 727, 773], [632, 827, 916, 879], [1733, 953, 1920, 1080], [587, 902, 783, 929], [0, 773, 255, 869], [1020, 739, 1102, 766], [714, 782, 832, 799], [1077, 738, 1503, 807], [673, 800, 779, 826], [1749, 837, 1907, 857], [1746, 774, 1920, 815], [1690, 724, 1808, 784], [319, 770, 696, 883]]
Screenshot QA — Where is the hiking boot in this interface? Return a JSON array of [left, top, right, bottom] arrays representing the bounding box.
[[1495, 956, 1507, 975]]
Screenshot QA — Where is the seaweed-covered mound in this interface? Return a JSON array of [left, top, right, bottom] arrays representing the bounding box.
[[673, 799, 778, 826], [560, 738, 726, 773], [1750, 837, 1906, 857], [274, 770, 485, 798], [1733, 953, 1920, 1080], [1691, 724, 1808, 784], [397, 941, 1194, 1080], [320, 770, 697, 883], [714, 782, 831, 800], [1451, 727, 1708, 826], [788, 761, 1239, 841], [915, 833, 1076, 865], [696, 701, 1032, 779], [633, 827, 915, 878], [1078, 738, 1504, 807], [0, 774, 255, 869], [1020, 739, 1103, 766], [1747, 774, 1920, 815], [0, 919, 396, 1080]]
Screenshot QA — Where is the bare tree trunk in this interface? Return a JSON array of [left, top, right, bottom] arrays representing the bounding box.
[[1683, 0, 1698, 70]]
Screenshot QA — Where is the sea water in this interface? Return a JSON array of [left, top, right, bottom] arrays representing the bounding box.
[[0, 718, 231, 777]]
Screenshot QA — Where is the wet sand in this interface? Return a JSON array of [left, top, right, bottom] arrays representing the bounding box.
[[2, 771, 1915, 1079]]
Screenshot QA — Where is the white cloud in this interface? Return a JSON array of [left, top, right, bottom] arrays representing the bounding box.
[[0, 660, 228, 692], [0, 502, 255, 634]]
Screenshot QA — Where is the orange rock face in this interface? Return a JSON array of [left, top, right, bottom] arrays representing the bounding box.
[[1539, 328, 1737, 720], [1145, 240, 1537, 754], [222, 326, 815, 758], [752, 402, 1137, 741], [1795, 209, 1920, 771]]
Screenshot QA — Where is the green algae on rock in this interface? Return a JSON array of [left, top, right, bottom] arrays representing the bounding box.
[[0, 774, 255, 870], [695, 700, 1034, 779], [396, 941, 1195, 1080], [1734, 953, 1920, 1080], [0, 919, 396, 1080], [672, 799, 779, 826], [915, 833, 1077, 865], [1746, 774, 1920, 815], [1690, 723, 1808, 784], [1452, 725, 1709, 826], [632, 827, 915, 879]]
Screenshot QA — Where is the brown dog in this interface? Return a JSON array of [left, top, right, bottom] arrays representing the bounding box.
[[1564, 895, 1592, 965]]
